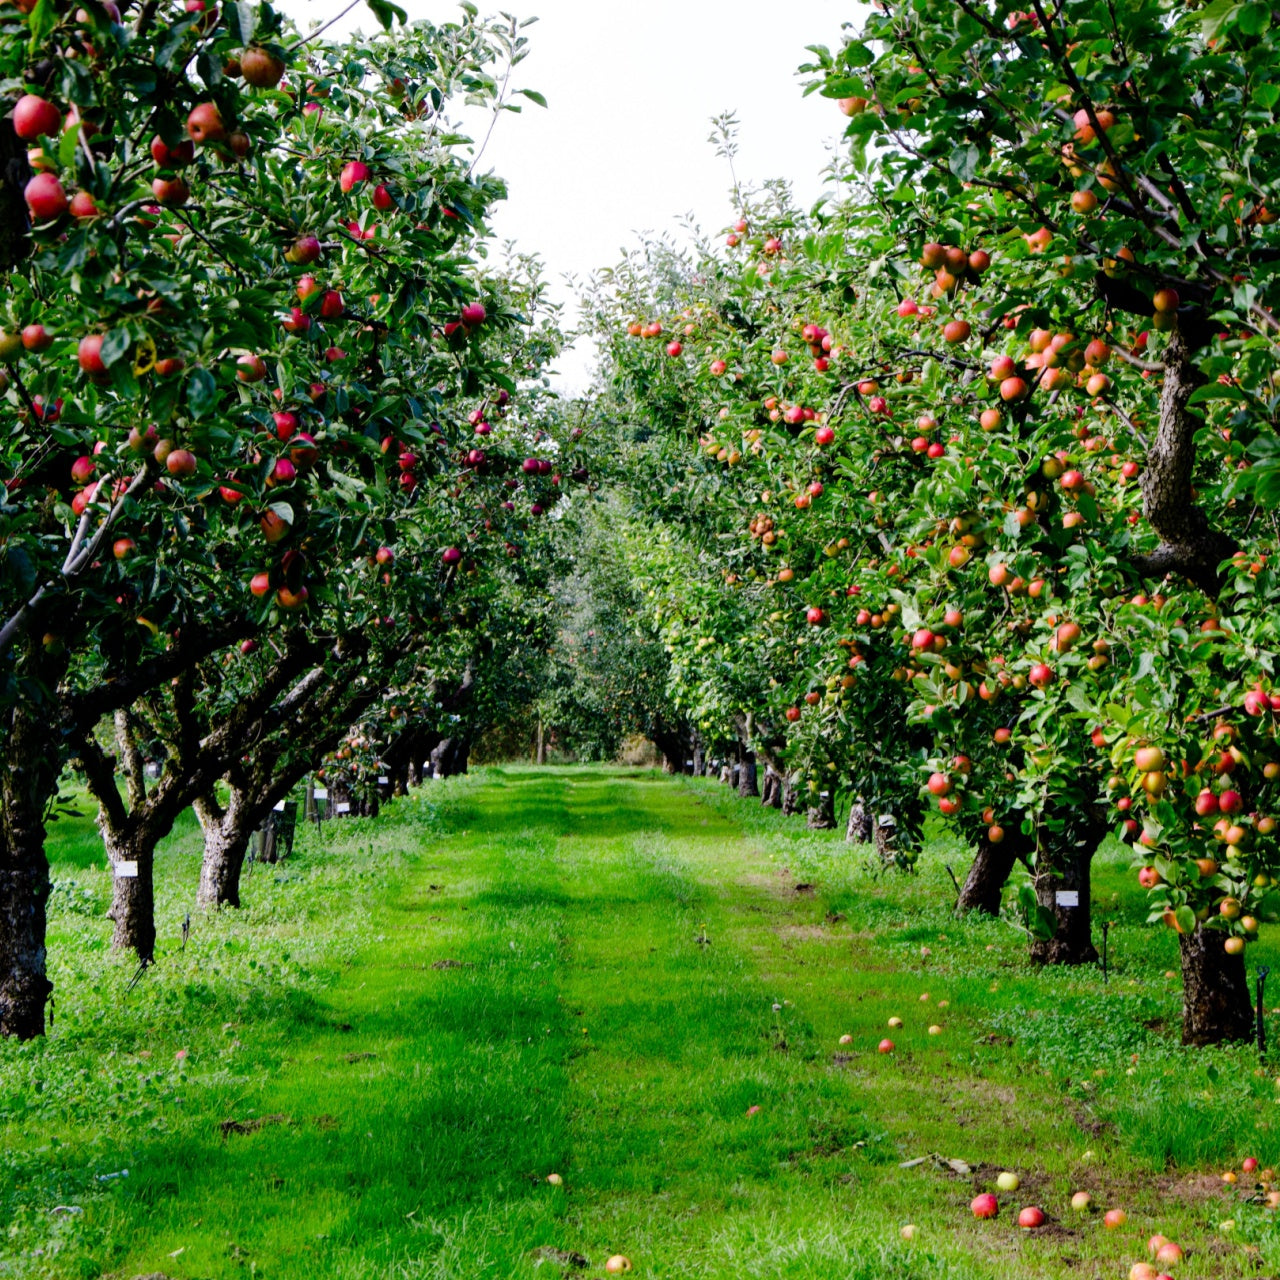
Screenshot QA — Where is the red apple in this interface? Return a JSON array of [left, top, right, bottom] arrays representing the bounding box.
[[1017, 1206, 1045, 1229], [24, 172, 67, 221], [340, 160, 371, 192], [78, 334, 108, 377], [186, 102, 227, 145], [241, 46, 285, 88], [971, 1193, 998, 1219], [13, 94, 62, 141]]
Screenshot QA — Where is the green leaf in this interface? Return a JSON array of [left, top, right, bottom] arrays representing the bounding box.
[[26, 0, 56, 56], [1175, 905, 1197, 936], [950, 144, 980, 182], [365, 0, 408, 28], [268, 502, 294, 526], [1238, 2, 1269, 35], [841, 43, 874, 69], [100, 329, 132, 368], [516, 89, 547, 108], [186, 368, 217, 420], [1188, 382, 1249, 405], [225, 1, 257, 44], [1201, 0, 1241, 40]]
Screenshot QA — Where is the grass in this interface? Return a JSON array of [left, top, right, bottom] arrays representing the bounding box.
[[4, 765, 1280, 1278]]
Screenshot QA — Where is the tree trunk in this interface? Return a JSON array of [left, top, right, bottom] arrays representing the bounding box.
[[738, 755, 759, 798], [761, 770, 782, 808], [407, 758, 420, 787], [807, 791, 835, 830], [873, 815, 898, 867], [536, 718, 546, 766], [0, 736, 54, 1039], [1179, 926, 1253, 1046], [1029, 817, 1105, 966], [691, 736, 704, 777], [193, 793, 254, 910], [103, 829, 156, 963], [957, 833, 1023, 916], [846, 801, 873, 844], [782, 781, 799, 816]]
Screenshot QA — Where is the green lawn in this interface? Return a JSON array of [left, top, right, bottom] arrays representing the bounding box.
[[5, 767, 1280, 1278]]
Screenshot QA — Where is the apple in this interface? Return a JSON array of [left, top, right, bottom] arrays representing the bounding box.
[[1134, 745, 1165, 771], [1153, 288, 1179, 313], [69, 191, 101, 220], [838, 1033, 853, 1045], [241, 46, 285, 88], [785, 706, 801, 722], [166, 448, 197, 477], [186, 102, 226, 145], [1070, 1191, 1092, 1211], [604, 1258, 631, 1275], [971, 1193, 998, 1219], [878, 1038, 894, 1053], [373, 183, 396, 211], [112, 538, 135, 560], [1138, 866, 1161, 889], [151, 176, 189, 205], [1000, 376, 1028, 401], [150, 135, 195, 167], [320, 290, 345, 319], [996, 1171, 1020, 1191], [260, 511, 289, 543], [24, 172, 67, 221], [1028, 663, 1054, 689], [1154, 1242, 1183, 1265], [1017, 1206, 1045, 1228], [806, 607, 825, 626], [887, 1016, 903, 1029], [1104, 1208, 1126, 1228], [289, 434, 318, 467], [900, 1224, 918, 1241], [666, 341, 683, 357], [249, 572, 272, 597], [943, 319, 971, 343], [268, 457, 296, 485], [237, 353, 268, 383], [290, 235, 322, 265], [461, 301, 487, 327], [815, 425, 835, 446], [1244, 1156, 1259, 1173], [13, 95, 62, 141], [276, 585, 309, 610], [340, 160, 371, 192], [442, 546, 462, 565], [78, 334, 109, 377], [1129, 1268, 1158, 1280]]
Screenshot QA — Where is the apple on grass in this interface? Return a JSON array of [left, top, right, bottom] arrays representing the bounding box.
[[996, 1171, 1019, 1191], [604, 1257, 631, 1274], [1017, 1206, 1045, 1229], [971, 1193, 998, 1219]]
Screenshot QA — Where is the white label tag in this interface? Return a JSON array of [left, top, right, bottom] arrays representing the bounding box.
[[114, 861, 138, 879], [314, 787, 328, 800], [378, 776, 388, 785], [273, 800, 286, 812], [336, 802, 351, 814], [1056, 890, 1080, 908]]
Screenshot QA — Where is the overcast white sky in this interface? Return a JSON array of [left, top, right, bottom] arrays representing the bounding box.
[[279, 1, 858, 391]]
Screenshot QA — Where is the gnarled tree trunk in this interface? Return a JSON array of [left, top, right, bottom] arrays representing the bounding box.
[[781, 780, 799, 816], [103, 829, 156, 963], [957, 827, 1029, 916], [1029, 811, 1107, 966], [0, 705, 57, 1039], [846, 801, 872, 844], [738, 753, 759, 798], [807, 791, 835, 830], [194, 791, 255, 910], [1180, 926, 1253, 1046]]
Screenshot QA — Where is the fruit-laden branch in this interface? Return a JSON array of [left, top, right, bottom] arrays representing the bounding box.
[[1134, 325, 1235, 595], [0, 463, 155, 659]]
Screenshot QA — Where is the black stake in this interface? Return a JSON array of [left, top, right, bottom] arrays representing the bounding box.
[[1257, 965, 1270, 1057], [944, 863, 961, 902], [181, 913, 190, 952], [1100, 921, 1111, 985]]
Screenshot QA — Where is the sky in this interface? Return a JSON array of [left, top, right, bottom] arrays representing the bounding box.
[[277, 0, 859, 392]]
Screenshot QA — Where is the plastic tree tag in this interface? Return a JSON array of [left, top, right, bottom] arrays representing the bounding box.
[[1056, 890, 1080, 907]]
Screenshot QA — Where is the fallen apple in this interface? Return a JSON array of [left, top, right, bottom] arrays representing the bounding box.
[[900, 1224, 918, 1241], [1070, 1191, 1092, 1212], [604, 1257, 632, 1274], [1104, 1208, 1126, 1228], [878, 1038, 895, 1054], [1017, 1206, 1045, 1229], [546, 1173, 563, 1186], [887, 1017, 904, 1029], [971, 1193, 998, 1219], [996, 1171, 1019, 1191]]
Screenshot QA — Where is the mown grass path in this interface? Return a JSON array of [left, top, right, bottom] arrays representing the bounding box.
[[8, 767, 1279, 1278]]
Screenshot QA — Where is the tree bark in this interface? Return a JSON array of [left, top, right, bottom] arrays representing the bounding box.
[[782, 781, 799, 816], [846, 801, 873, 844], [957, 831, 1026, 916], [1024, 814, 1105, 962], [806, 791, 835, 830], [761, 770, 782, 808], [194, 792, 254, 910], [103, 830, 156, 963], [1179, 926, 1253, 1046], [1136, 325, 1235, 594], [873, 815, 898, 867], [0, 704, 56, 1039], [738, 755, 759, 798]]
